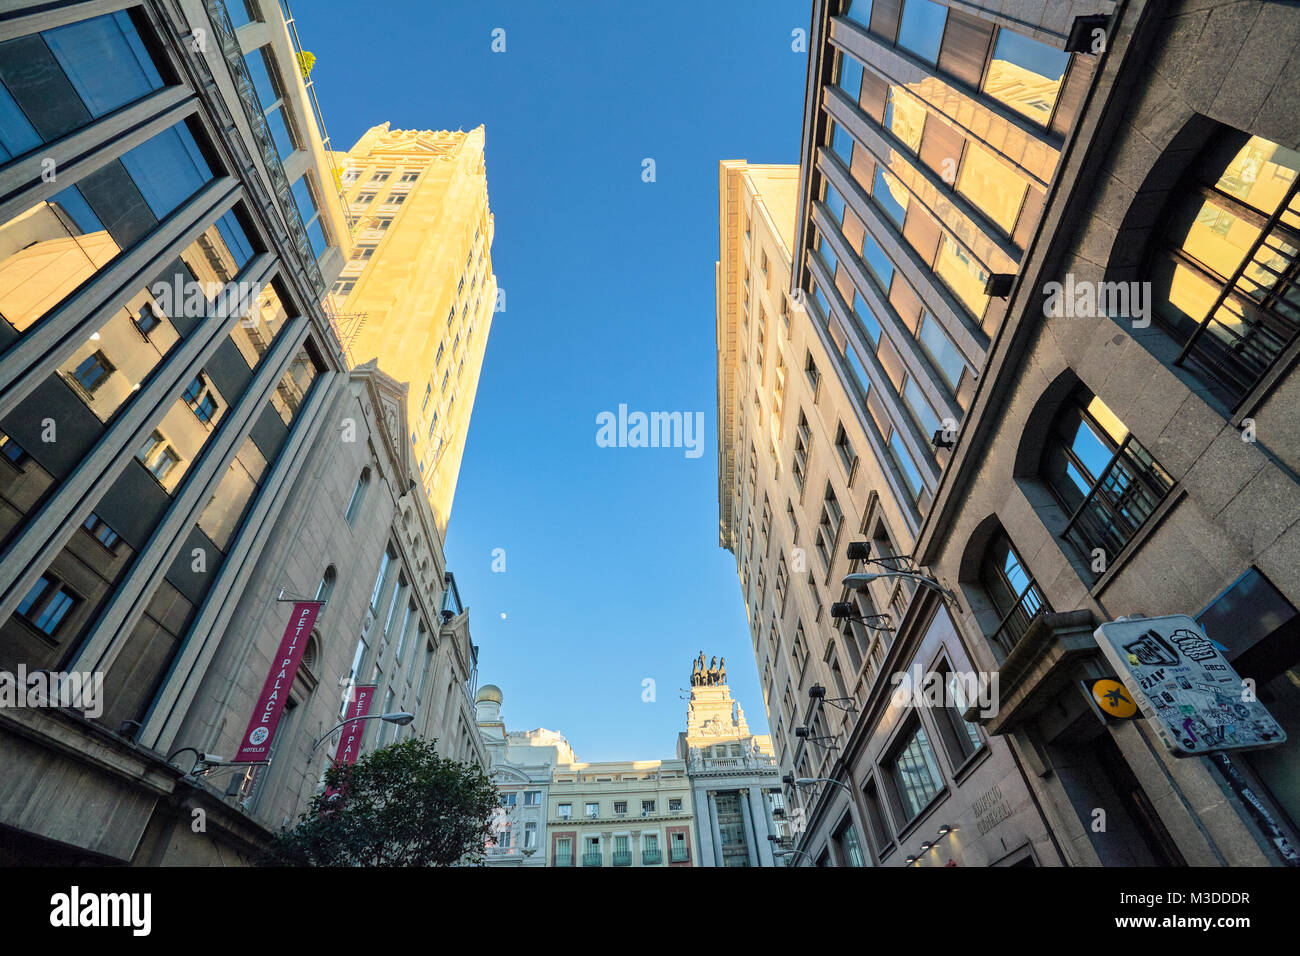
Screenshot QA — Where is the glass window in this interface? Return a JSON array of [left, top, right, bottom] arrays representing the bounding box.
[[816, 228, 839, 277], [1151, 130, 1300, 404], [896, 0, 948, 65], [983, 28, 1071, 125], [264, 104, 296, 160], [823, 181, 846, 225], [843, 0, 874, 30], [243, 46, 280, 111], [844, 343, 873, 402], [884, 86, 926, 153], [838, 821, 866, 866], [902, 376, 942, 440], [981, 530, 1050, 654], [838, 49, 864, 102], [891, 723, 944, 820], [118, 123, 213, 220], [1042, 390, 1173, 567], [917, 314, 966, 391], [831, 121, 855, 167], [873, 168, 909, 228], [956, 141, 1027, 234], [851, 291, 883, 346], [933, 233, 989, 320], [0, 11, 165, 152], [860, 229, 895, 293], [889, 430, 924, 501]]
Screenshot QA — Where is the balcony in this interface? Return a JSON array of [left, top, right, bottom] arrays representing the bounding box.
[[582, 852, 602, 867], [612, 851, 632, 867], [554, 854, 572, 867], [642, 849, 662, 865], [670, 847, 689, 863]]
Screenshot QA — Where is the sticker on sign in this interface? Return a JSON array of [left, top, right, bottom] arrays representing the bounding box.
[[1093, 614, 1286, 757]]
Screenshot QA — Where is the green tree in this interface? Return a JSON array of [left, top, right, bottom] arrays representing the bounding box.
[[296, 50, 316, 79], [263, 738, 498, 866]]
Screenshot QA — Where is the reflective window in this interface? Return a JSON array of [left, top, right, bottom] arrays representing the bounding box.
[[265, 104, 296, 161], [838, 49, 863, 102], [823, 180, 846, 225], [902, 376, 942, 440], [860, 229, 895, 292], [873, 168, 908, 228], [917, 314, 966, 391], [956, 141, 1027, 234], [889, 430, 924, 502], [982, 28, 1071, 125], [845, 343, 872, 402], [851, 290, 883, 346], [884, 86, 926, 153], [0, 10, 165, 154], [981, 530, 1050, 655], [198, 436, 267, 550], [890, 723, 944, 820], [1042, 390, 1173, 568], [817, 228, 839, 276], [932, 233, 989, 320], [896, 0, 948, 65], [831, 121, 855, 167], [1152, 130, 1300, 404]]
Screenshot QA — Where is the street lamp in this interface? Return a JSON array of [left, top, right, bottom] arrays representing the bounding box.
[[793, 776, 853, 796], [842, 571, 957, 606], [310, 712, 415, 754]]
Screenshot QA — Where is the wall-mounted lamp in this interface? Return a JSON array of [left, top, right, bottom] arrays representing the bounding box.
[[842, 571, 958, 607]]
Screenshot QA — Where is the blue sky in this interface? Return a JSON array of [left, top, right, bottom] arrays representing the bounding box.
[[301, 1, 808, 761]]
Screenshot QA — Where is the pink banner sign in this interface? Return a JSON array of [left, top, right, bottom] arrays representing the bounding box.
[[333, 684, 377, 768], [234, 600, 321, 762]]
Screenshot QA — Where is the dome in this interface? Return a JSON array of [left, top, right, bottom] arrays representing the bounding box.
[[476, 684, 503, 705]]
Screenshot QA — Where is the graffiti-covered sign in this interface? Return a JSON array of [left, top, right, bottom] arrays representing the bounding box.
[[1094, 615, 1286, 757]]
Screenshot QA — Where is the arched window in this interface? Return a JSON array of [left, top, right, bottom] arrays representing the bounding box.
[[315, 565, 336, 602], [1149, 127, 1300, 406], [344, 466, 370, 524], [1041, 389, 1173, 571], [980, 532, 1050, 656]]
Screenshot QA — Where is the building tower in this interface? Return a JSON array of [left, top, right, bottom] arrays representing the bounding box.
[[678, 652, 784, 866], [330, 124, 497, 536]]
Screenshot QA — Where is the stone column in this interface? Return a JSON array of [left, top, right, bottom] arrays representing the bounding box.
[[706, 790, 723, 867], [747, 786, 773, 865], [738, 787, 761, 867]]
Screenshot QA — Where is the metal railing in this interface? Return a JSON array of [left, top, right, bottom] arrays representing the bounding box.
[[554, 853, 572, 867], [990, 579, 1051, 659], [612, 851, 632, 867], [582, 852, 602, 867], [1172, 180, 1300, 404], [1059, 433, 1173, 566], [642, 849, 662, 865], [206, 0, 325, 298], [670, 847, 689, 863], [278, 0, 353, 227]]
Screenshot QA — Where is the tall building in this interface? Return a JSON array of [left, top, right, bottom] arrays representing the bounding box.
[[677, 658, 784, 866], [717, 158, 1057, 867], [547, 755, 695, 867], [720, 0, 1300, 867], [0, 0, 484, 864], [330, 124, 497, 536]]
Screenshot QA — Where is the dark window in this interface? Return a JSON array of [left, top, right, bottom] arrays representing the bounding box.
[[82, 512, 121, 552], [16, 573, 79, 636], [1041, 390, 1173, 569], [933, 659, 983, 764], [136, 302, 162, 335], [887, 720, 945, 823], [1, 432, 28, 465], [72, 350, 114, 392], [980, 530, 1050, 657]]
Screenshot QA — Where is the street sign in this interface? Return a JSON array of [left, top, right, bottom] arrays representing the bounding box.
[[1094, 615, 1286, 757], [1089, 678, 1139, 719]]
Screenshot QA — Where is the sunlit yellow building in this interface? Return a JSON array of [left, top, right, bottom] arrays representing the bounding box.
[[330, 124, 497, 535]]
